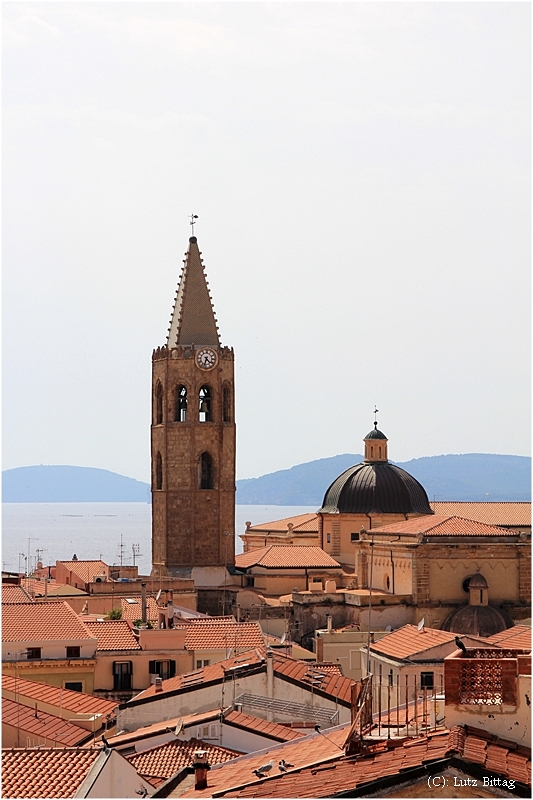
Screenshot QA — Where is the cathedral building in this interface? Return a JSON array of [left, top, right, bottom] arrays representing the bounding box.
[[151, 236, 236, 590]]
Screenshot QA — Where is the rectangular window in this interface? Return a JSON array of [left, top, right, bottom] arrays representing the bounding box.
[[149, 660, 176, 681], [245, 576, 255, 587], [196, 659, 210, 669], [65, 681, 83, 692], [27, 648, 41, 660], [350, 532, 359, 542], [388, 670, 394, 686], [326, 533, 331, 544], [66, 646, 81, 659], [421, 672, 434, 690], [113, 661, 133, 691]]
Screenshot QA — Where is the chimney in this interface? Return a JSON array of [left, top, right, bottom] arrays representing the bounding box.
[[154, 677, 163, 693], [193, 750, 210, 791], [167, 590, 174, 629], [369, 632, 375, 644], [141, 582, 147, 625], [326, 615, 333, 633]]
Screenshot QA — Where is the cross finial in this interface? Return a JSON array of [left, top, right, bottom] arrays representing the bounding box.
[[189, 213, 198, 235], [373, 405, 379, 428]]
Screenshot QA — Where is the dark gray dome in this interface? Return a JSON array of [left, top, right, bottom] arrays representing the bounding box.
[[442, 605, 514, 637], [365, 427, 388, 440], [468, 572, 489, 589], [319, 462, 433, 515]]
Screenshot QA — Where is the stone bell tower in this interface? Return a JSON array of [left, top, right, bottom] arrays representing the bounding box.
[[151, 235, 236, 576]]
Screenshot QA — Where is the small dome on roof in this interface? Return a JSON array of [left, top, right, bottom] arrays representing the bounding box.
[[442, 605, 513, 637], [468, 572, 488, 589], [364, 422, 388, 440]]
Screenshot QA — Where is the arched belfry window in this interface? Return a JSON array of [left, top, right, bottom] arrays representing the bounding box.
[[223, 385, 232, 423], [175, 385, 187, 422], [199, 452, 214, 489], [155, 382, 163, 425], [199, 386, 212, 422], [155, 452, 163, 490]]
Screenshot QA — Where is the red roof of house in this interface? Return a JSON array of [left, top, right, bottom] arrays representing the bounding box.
[[223, 710, 304, 742], [485, 626, 532, 650], [375, 515, 516, 537], [2, 698, 90, 747], [1, 601, 96, 643], [127, 737, 239, 788], [212, 726, 531, 797], [245, 514, 319, 534], [368, 624, 458, 661], [1, 747, 102, 798], [82, 620, 141, 651], [120, 596, 159, 623], [430, 501, 531, 527], [1, 584, 34, 603], [272, 652, 354, 704], [180, 621, 264, 651], [2, 674, 118, 717], [235, 546, 341, 569], [58, 560, 109, 584]]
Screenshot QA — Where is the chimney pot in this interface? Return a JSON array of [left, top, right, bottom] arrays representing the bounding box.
[[193, 750, 210, 790], [155, 677, 163, 693]]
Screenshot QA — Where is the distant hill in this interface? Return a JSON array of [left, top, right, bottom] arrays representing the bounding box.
[[2, 466, 150, 503], [236, 453, 531, 505]]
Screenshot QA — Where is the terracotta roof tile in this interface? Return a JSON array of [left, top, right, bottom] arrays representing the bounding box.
[[224, 711, 304, 742], [108, 710, 223, 748], [235, 546, 341, 570], [376, 515, 517, 537], [1, 584, 34, 603], [430, 501, 531, 527], [2, 674, 118, 717], [1, 747, 101, 798], [58, 560, 109, 584], [272, 652, 354, 705], [82, 620, 141, 651], [120, 596, 159, 623], [1, 601, 96, 643], [2, 698, 90, 747], [128, 737, 239, 787], [368, 624, 457, 661], [182, 622, 264, 651], [485, 626, 532, 650], [20, 578, 70, 598], [245, 515, 319, 534]]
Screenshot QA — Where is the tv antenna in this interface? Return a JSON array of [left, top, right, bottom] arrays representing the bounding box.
[[132, 544, 142, 568]]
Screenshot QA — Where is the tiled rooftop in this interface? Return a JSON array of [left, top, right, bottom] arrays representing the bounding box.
[[1, 747, 102, 798], [2, 674, 118, 717], [224, 710, 304, 742], [375, 515, 516, 538], [235, 546, 341, 570], [120, 595, 159, 623], [245, 514, 319, 534], [82, 620, 141, 651], [181, 621, 264, 651], [210, 726, 531, 797], [1, 601, 97, 643], [128, 737, 240, 788], [430, 501, 531, 527], [20, 578, 74, 597], [58, 559, 109, 584], [368, 624, 457, 661], [272, 652, 354, 704], [1, 584, 34, 603], [108, 710, 223, 748], [2, 697, 90, 747], [175, 724, 351, 797], [486, 626, 532, 650]]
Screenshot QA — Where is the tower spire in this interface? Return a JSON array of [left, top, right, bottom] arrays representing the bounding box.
[[167, 236, 220, 348]]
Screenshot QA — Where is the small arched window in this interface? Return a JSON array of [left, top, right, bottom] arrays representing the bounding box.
[[155, 452, 163, 490], [175, 385, 187, 422], [223, 385, 232, 423], [199, 386, 212, 422], [155, 382, 163, 425], [199, 452, 214, 489]]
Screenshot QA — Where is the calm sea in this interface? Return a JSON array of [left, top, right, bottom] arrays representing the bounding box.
[[1, 503, 317, 576]]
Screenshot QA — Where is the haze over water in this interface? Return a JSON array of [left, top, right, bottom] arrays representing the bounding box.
[[2, 503, 317, 577]]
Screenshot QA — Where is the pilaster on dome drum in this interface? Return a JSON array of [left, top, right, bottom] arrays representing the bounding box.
[[167, 237, 221, 348]]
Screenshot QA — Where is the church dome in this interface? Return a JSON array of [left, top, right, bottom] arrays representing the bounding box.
[[319, 462, 433, 515], [468, 572, 489, 589], [364, 427, 388, 440], [441, 605, 514, 638]]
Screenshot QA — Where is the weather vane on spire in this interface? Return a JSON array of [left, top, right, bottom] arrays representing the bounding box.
[[373, 405, 379, 428], [189, 213, 198, 235]]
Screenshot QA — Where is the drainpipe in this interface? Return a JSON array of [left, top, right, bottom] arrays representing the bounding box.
[[141, 583, 147, 625], [167, 590, 174, 629]]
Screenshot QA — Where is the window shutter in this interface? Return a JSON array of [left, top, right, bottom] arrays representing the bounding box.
[[128, 661, 133, 674], [169, 660, 176, 678], [149, 661, 156, 675]]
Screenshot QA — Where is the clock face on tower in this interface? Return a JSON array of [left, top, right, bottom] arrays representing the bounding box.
[[196, 347, 218, 370]]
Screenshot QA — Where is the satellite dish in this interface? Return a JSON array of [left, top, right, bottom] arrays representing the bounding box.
[[280, 633, 287, 645], [385, 625, 392, 632], [418, 618, 425, 631], [156, 589, 162, 602], [174, 718, 183, 736]]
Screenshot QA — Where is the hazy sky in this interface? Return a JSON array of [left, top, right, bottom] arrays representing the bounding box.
[[3, 2, 530, 483]]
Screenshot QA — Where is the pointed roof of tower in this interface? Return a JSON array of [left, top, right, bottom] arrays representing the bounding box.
[[167, 236, 220, 347]]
